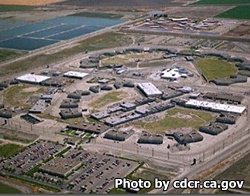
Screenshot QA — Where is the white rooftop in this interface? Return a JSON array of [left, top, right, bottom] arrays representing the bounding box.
[[16, 74, 50, 84], [161, 68, 188, 79], [63, 71, 88, 79], [137, 82, 162, 96], [186, 99, 246, 114]]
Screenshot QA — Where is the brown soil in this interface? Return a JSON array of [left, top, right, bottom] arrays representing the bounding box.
[[0, 0, 64, 6]]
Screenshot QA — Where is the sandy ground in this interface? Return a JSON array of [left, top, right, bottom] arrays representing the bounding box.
[[0, 0, 65, 6]]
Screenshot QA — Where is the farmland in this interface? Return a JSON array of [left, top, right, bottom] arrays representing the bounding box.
[[217, 6, 250, 20], [0, 182, 21, 194], [195, 0, 250, 5]]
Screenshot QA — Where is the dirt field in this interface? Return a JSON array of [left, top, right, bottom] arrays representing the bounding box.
[[0, 0, 64, 6], [225, 22, 250, 38]]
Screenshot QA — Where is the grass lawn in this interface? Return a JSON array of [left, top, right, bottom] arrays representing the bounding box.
[[0, 49, 21, 62], [3, 84, 46, 109], [217, 6, 250, 20], [89, 90, 126, 109], [0, 5, 33, 12], [0, 182, 21, 194], [196, 57, 237, 81], [134, 108, 214, 133], [0, 32, 132, 77], [195, 0, 250, 5], [214, 152, 250, 187], [0, 144, 23, 158]]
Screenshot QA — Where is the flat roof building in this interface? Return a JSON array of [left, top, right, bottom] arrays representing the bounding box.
[[63, 71, 88, 79], [16, 74, 50, 84], [137, 82, 162, 97]]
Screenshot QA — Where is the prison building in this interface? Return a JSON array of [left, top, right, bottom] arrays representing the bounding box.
[[172, 130, 203, 145], [0, 108, 12, 118], [199, 122, 228, 135], [0, 81, 8, 89], [66, 122, 110, 134], [91, 111, 110, 120], [120, 102, 137, 112], [123, 81, 135, 88], [203, 92, 244, 104], [137, 82, 162, 97], [160, 91, 183, 101], [89, 85, 100, 93], [9, 79, 19, 85], [63, 71, 88, 79], [137, 132, 163, 145], [215, 113, 237, 125], [0, 104, 4, 109], [100, 85, 113, 91], [60, 99, 79, 109], [40, 94, 53, 103], [67, 90, 85, 99], [17, 73, 51, 84], [185, 99, 246, 115], [41, 78, 64, 87], [134, 97, 156, 106], [114, 82, 123, 89], [81, 90, 91, 96], [148, 102, 175, 114], [21, 113, 43, 124], [29, 100, 48, 113], [107, 104, 123, 113], [104, 129, 134, 142], [105, 112, 142, 127], [59, 108, 82, 119]]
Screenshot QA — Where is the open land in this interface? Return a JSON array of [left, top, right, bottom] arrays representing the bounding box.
[[0, 0, 63, 6], [217, 6, 250, 20], [0, 144, 23, 158], [195, 0, 250, 5], [195, 57, 237, 81]]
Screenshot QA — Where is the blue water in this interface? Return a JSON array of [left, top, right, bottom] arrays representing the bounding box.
[[0, 15, 123, 51]]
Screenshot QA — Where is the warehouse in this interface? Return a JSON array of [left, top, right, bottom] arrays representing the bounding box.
[[199, 122, 228, 135], [185, 99, 246, 114], [137, 132, 163, 145], [137, 82, 162, 97], [104, 129, 134, 141], [63, 71, 88, 79], [16, 74, 50, 84]]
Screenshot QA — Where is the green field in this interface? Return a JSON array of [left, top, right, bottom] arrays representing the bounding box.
[[89, 90, 126, 109], [196, 57, 237, 81], [0, 182, 21, 194], [195, 0, 250, 5], [217, 6, 250, 19], [0, 49, 20, 62], [134, 108, 214, 133], [0, 32, 132, 77], [0, 144, 23, 158], [3, 84, 46, 109], [0, 5, 33, 12]]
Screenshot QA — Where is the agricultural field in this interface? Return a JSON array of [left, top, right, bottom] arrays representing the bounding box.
[[3, 84, 46, 109], [0, 5, 33, 11], [0, 0, 62, 6], [195, 0, 250, 5], [0, 32, 132, 78], [195, 57, 237, 81], [214, 152, 250, 192], [134, 108, 214, 133], [217, 6, 250, 20], [0, 49, 21, 62], [0, 182, 21, 194], [89, 91, 126, 109], [0, 143, 23, 158]]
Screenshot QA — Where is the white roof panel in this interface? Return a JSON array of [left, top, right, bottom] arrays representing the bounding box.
[[137, 82, 162, 96], [63, 71, 88, 79], [16, 74, 50, 83]]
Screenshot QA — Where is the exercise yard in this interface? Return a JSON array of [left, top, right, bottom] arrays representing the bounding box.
[[89, 90, 126, 109], [134, 108, 215, 133], [196, 57, 237, 81]]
